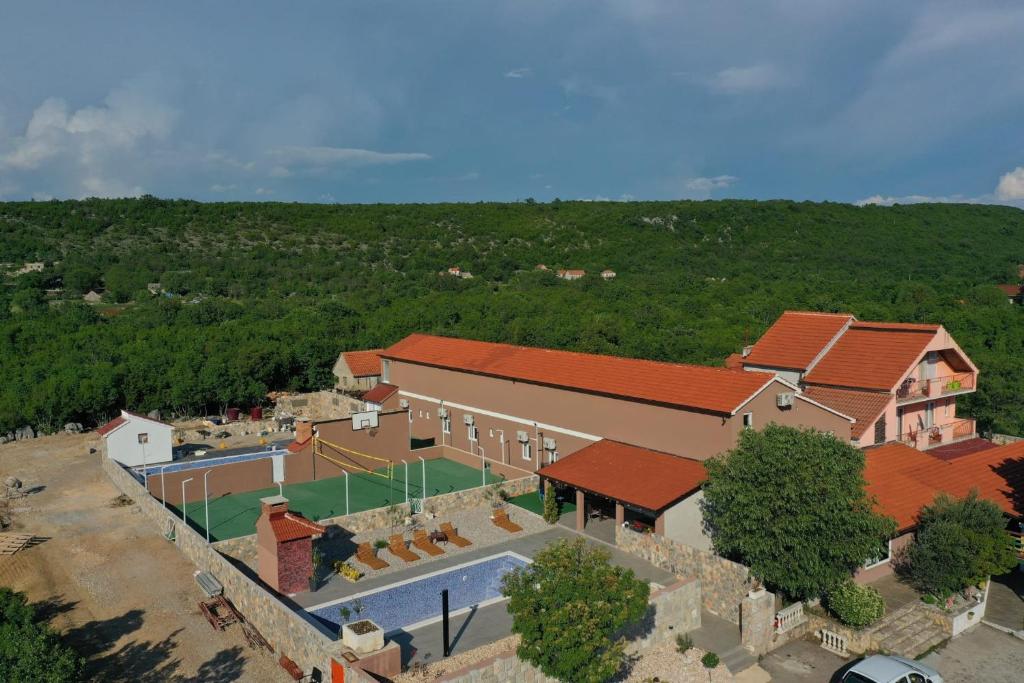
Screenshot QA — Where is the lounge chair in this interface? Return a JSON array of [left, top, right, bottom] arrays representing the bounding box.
[[412, 529, 445, 556], [492, 508, 523, 533], [439, 522, 472, 548], [354, 542, 389, 570], [388, 534, 420, 563]]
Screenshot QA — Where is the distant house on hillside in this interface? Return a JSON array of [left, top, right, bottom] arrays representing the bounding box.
[[147, 282, 162, 295], [442, 266, 474, 279], [557, 269, 586, 281], [83, 290, 103, 303], [9, 262, 44, 277], [535, 264, 549, 271], [601, 269, 616, 280], [332, 349, 383, 392], [997, 284, 1023, 303]]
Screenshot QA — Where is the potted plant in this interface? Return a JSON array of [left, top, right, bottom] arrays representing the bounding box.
[[341, 618, 384, 654], [485, 481, 509, 513], [748, 577, 766, 599]]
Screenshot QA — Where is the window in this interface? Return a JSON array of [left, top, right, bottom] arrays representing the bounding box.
[[425, 411, 430, 420], [137, 433, 149, 444], [418, 410, 423, 418], [874, 415, 886, 445], [944, 400, 949, 417], [863, 539, 892, 570], [521, 442, 532, 461], [742, 412, 753, 429], [381, 359, 391, 383], [408, 410, 412, 423], [468, 425, 478, 441], [442, 417, 451, 434]]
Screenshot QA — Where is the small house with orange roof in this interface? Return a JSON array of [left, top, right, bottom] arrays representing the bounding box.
[[332, 348, 383, 392], [96, 409, 174, 468], [741, 311, 979, 450], [557, 269, 586, 280]]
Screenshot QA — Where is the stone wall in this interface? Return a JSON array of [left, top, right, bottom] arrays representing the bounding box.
[[275, 391, 362, 420], [101, 455, 375, 683], [615, 525, 751, 623], [216, 475, 540, 562], [437, 650, 560, 683]]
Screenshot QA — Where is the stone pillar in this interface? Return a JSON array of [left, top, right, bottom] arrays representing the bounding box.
[[615, 503, 624, 526], [576, 489, 585, 531], [741, 589, 775, 656], [654, 512, 665, 536]]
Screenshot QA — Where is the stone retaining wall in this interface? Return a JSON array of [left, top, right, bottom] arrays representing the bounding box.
[[615, 525, 751, 623], [101, 455, 375, 683], [275, 391, 362, 420]]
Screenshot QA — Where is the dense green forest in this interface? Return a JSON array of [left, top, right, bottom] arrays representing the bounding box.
[[2, 197, 1023, 436]]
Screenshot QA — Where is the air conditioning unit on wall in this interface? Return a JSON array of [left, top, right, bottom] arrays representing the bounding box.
[[516, 430, 529, 443], [543, 437, 556, 450], [399, 398, 409, 409], [776, 392, 795, 408], [463, 414, 475, 425], [438, 407, 448, 418]]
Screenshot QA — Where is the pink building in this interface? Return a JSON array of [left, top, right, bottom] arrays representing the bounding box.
[[741, 312, 978, 450]]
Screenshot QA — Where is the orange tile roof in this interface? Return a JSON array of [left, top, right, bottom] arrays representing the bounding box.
[[362, 382, 398, 404], [382, 334, 776, 414], [865, 441, 1024, 532], [724, 353, 744, 369], [96, 415, 127, 436], [342, 349, 383, 377], [802, 387, 890, 440], [803, 325, 934, 391], [537, 440, 706, 511], [269, 511, 326, 542], [848, 321, 940, 332], [742, 311, 853, 371]]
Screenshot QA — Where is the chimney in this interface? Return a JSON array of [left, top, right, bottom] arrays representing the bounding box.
[[295, 418, 313, 444], [260, 495, 289, 517]]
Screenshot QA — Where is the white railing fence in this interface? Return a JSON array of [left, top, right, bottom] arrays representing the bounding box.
[[775, 602, 806, 633], [818, 628, 848, 656]]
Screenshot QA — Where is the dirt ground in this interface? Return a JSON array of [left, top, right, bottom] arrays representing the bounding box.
[[0, 432, 285, 682]]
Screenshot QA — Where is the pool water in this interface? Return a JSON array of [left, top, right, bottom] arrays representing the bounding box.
[[308, 552, 530, 634]]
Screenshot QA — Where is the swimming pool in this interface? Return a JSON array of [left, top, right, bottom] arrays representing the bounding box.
[[131, 447, 287, 481], [307, 551, 531, 634]]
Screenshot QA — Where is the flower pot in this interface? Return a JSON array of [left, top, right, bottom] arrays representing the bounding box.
[[748, 588, 767, 599], [342, 620, 384, 654]]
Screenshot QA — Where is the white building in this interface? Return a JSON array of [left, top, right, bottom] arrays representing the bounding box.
[[97, 410, 174, 467]]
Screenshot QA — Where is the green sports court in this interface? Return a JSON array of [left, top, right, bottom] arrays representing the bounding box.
[[170, 457, 502, 541]]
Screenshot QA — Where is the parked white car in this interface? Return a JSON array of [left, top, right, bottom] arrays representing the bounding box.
[[841, 655, 944, 683]]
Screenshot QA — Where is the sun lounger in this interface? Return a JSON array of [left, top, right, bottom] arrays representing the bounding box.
[[413, 529, 445, 556], [388, 534, 420, 563], [355, 542, 389, 570], [492, 508, 523, 533], [439, 522, 472, 547]]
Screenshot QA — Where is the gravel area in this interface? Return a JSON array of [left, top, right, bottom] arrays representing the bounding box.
[[318, 503, 550, 583], [393, 635, 519, 681], [622, 642, 734, 682]]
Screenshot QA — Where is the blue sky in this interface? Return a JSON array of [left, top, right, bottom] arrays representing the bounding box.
[[1, 1, 1023, 207]]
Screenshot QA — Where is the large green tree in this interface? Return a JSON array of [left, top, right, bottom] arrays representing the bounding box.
[[0, 588, 83, 683], [906, 491, 1018, 596], [702, 424, 896, 600], [501, 538, 650, 683]]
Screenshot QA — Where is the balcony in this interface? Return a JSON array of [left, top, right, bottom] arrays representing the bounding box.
[[899, 418, 976, 450], [896, 373, 976, 404]]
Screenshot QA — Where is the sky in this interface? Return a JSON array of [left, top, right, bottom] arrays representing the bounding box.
[[0, 1, 1023, 207]]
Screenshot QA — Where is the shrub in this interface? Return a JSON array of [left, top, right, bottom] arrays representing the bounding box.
[[906, 492, 1018, 596], [0, 588, 83, 682], [373, 538, 388, 550], [502, 538, 650, 682], [675, 633, 693, 654], [827, 580, 885, 629], [701, 652, 720, 669], [542, 489, 560, 524]]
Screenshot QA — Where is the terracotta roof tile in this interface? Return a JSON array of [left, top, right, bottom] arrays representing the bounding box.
[[801, 387, 890, 440], [803, 326, 934, 391], [96, 415, 127, 436], [382, 334, 776, 414], [269, 512, 326, 542], [537, 440, 706, 511], [362, 382, 398, 404], [742, 311, 853, 371], [342, 349, 383, 377]]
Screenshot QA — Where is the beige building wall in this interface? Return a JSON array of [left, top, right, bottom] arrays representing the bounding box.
[[661, 491, 713, 551]]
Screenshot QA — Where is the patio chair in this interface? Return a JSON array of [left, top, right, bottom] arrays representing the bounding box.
[[412, 529, 445, 556], [439, 522, 472, 548], [491, 508, 523, 533], [387, 534, 420, 563], [354, 542, 389, 570]]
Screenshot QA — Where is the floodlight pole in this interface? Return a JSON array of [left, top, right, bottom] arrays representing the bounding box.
[[403, 461, 409, 503], [419, 456, 426, 501], [344, 471, 350, 516], [496, 429, 505, 464], [203, 469, 212, 544], [138, 434, 148, 491], [181, 477, 194, 526], [160, 465, 168, 509], [481, 448, 486, 487]]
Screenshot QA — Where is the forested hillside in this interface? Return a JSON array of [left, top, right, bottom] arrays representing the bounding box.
[[2, 197, 1024, 436]]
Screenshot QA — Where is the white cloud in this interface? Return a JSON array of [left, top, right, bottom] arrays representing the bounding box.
[[685, 175, 738, 192], [254, 187, 273, 195], [996, 167, 1024, 201], [561, 77, 618, 103], [210, 183, 237, 193], [707, 64, 791, 94], [504, 67, 532, 79], [269, 145, 431, 168]]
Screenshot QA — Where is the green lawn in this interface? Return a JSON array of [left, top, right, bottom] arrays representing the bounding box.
[[508, 490, 576, 517], [170, 458, 501, 541]]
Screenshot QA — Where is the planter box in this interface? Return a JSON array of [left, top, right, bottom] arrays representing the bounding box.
[[342, 619, 385, 654]]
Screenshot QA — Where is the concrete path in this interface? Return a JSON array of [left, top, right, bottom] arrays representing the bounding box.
[[985, 569, 1024, 634], [920, 623, 1024, 683], [689, 610, 756, 673], [759, 639, 852, 682]]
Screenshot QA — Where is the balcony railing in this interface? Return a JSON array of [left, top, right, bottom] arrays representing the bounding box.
[[899, 418, 976, 449], [896, 373, 976, 403]]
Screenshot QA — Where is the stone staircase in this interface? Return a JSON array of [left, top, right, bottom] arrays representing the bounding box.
[[689, 610, 758, 674], [868, 603, 947, 658]]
